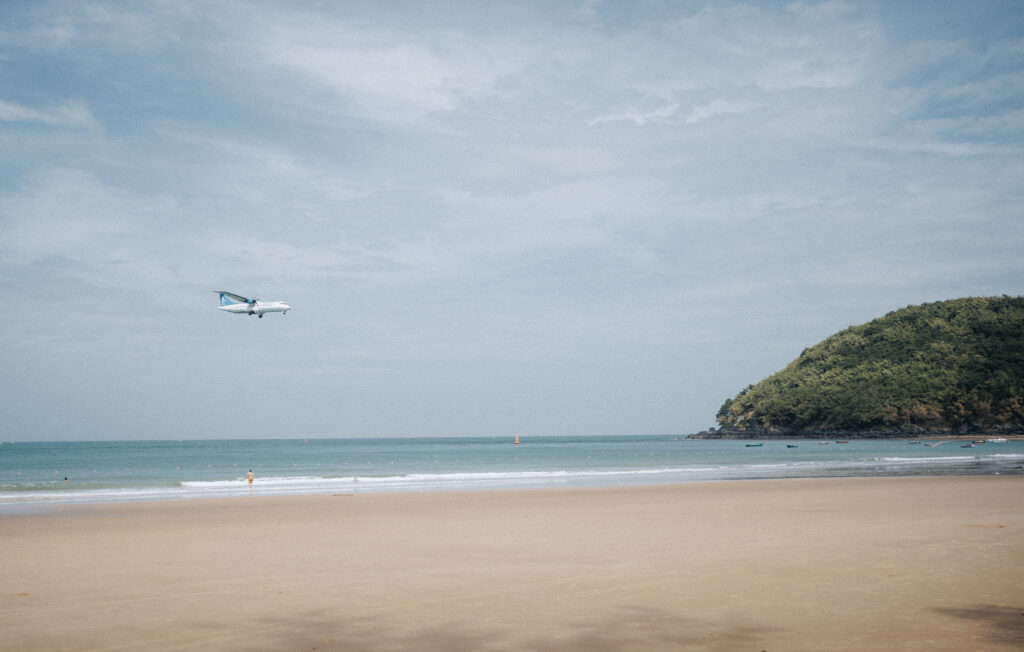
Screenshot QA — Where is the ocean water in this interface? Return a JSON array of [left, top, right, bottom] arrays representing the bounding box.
[[1, 436, 1022, 509]]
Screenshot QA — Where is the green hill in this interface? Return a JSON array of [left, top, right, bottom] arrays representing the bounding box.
[[714, 296, 1024, 436]]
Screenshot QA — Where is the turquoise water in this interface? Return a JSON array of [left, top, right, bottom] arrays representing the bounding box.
[[1, 436, 1022, 508]]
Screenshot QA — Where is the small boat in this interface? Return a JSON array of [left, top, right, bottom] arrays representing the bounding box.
[[745, 443, 763, 447], [972, 440, 985, 444], [786, 444, 799, 448], [818, 441, 830, 445], [907, 441, 921, 444], [961, 442, 974, 448], [987, 437, 1008, 443], [835, 440, 849, 444]]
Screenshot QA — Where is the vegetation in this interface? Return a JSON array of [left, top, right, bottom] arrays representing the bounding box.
[[716, 296, 1024, 434]]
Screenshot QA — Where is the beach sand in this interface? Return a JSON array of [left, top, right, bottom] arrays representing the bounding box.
[[2, 476, 1022, 651]]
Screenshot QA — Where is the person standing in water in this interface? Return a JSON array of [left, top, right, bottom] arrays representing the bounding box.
[[247, 469, 254, 486]]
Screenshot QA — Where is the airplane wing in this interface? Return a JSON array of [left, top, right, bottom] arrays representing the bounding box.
[[214, 290, 252, 304]]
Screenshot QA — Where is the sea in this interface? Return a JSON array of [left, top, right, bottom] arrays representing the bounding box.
[[2, 436, 1022, 510]]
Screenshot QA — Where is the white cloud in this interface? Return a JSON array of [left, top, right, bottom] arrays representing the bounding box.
[[269, 42, 462, 115], [0, 99, 98, 129], [242, 12, 520, 123], [588, 103, 680, 127], [684, 100, 760, 124], [1, 169, 145, 265]]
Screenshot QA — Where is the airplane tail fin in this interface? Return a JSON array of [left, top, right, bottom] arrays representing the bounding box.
[[214, 291, 248, 306]]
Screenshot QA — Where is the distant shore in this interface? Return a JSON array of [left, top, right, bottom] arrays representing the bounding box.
[[3, 476, 1022, 651], [689, 430, 1024, 440]]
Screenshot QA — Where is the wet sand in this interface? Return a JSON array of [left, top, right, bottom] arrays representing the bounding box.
[[2, 476, 1022, 650]]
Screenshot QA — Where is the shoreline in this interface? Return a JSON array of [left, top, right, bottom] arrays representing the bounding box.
[[5, 437, 1022, 512], [3, 476, 1022, 650], [6, 462, 1024, 513], [689, 432, 1024, 440]]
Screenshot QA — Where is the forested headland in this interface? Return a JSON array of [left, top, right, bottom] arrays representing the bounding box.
[[703, 296, 1024, 438]]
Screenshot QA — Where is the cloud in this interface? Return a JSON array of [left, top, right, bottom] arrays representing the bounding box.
[[268, 41, 463, 115], [2, 169, 143, 264], [683, 100, 760, 124], [239, 11, 519, 124], [0, 99, 98, 129], [587, 103, 680, 127]]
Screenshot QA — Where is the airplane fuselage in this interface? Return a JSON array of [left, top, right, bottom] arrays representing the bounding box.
[[218, 300, 290, 317]]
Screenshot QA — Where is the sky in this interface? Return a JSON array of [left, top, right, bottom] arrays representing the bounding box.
[[1, 1, 1022, 441]]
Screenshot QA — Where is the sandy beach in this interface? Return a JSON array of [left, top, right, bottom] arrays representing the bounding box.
[[2, 476, 1022, 651]]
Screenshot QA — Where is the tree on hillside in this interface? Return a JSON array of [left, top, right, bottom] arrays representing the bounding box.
[[716, 296, 1024, 434]]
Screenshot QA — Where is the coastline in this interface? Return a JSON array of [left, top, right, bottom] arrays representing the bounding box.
[[3, 476, 1022, 650], [689, 431, 1024, 440], [5, 436, 1022, 510]]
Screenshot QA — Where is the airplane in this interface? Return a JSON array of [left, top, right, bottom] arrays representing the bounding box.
[[214, 291, 290, 318]]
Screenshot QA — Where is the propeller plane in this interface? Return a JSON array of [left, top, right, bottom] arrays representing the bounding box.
[[214, 291, 290, 318]]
